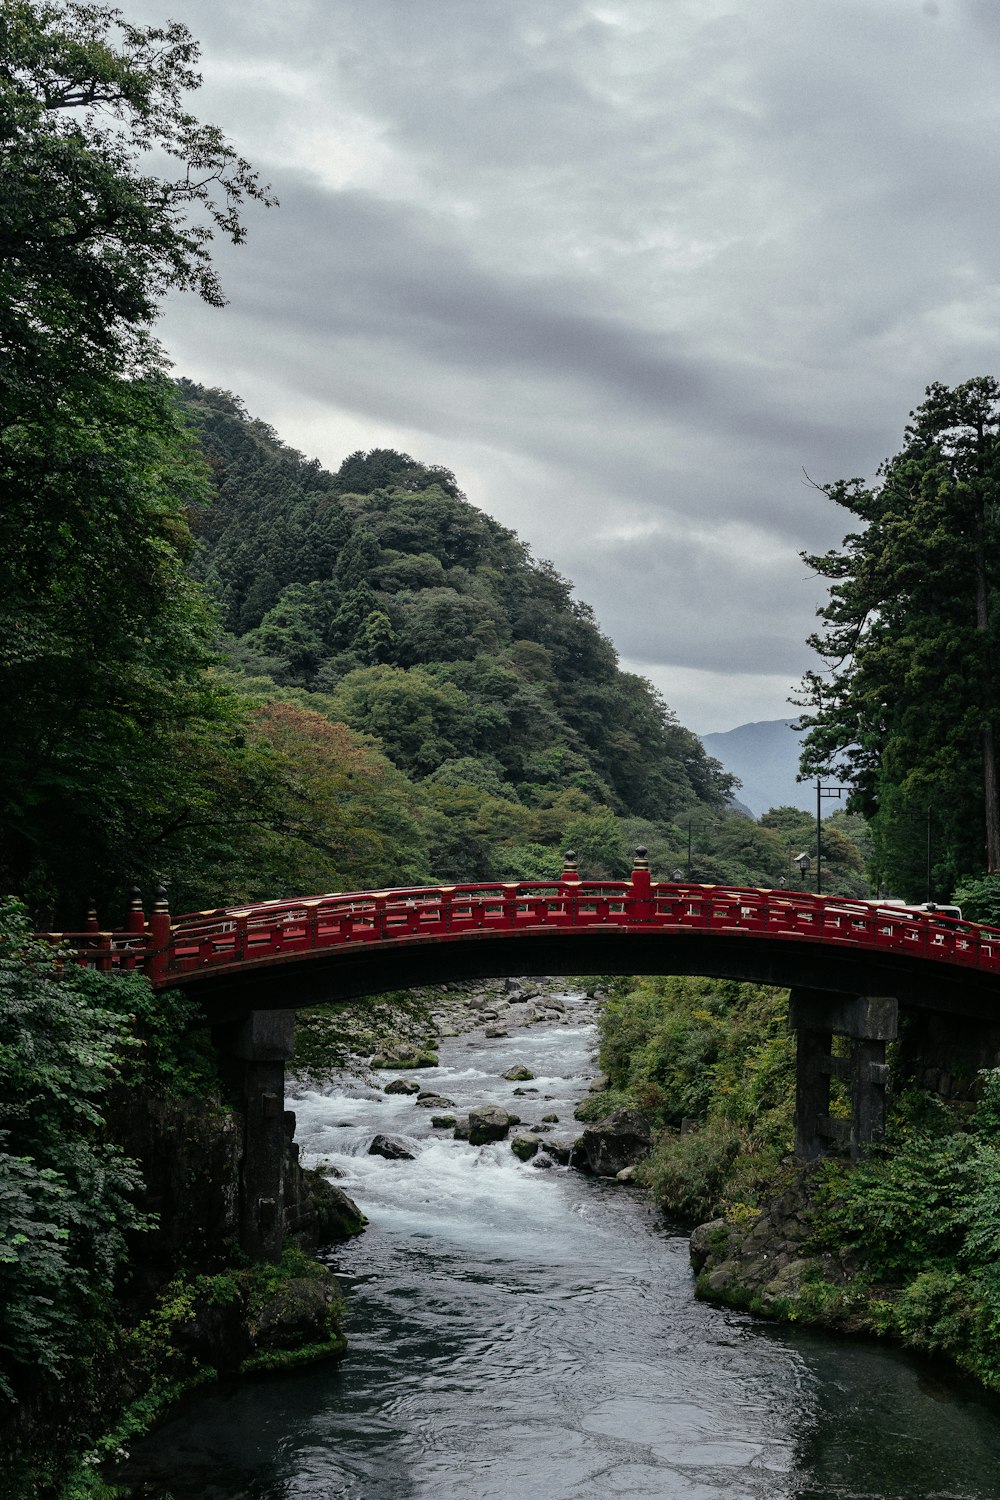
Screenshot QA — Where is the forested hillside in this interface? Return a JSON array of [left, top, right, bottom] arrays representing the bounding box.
[[168, 383, 870, 903], [180, 381, 725, 818]]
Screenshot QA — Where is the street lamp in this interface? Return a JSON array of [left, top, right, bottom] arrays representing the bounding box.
[[793, 851, 811, 888]]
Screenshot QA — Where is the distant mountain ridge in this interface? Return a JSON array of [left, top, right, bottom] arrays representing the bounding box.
[[701, 719, 812, 818]]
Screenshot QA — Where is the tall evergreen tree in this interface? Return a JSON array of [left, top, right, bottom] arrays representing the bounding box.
[[798, 377, 1000, 896]]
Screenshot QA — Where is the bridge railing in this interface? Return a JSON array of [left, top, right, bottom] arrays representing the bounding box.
[[36, 857, 1000, 985]]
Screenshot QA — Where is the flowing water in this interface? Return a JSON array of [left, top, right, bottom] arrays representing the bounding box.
[[119, 993, 1000, 1499]]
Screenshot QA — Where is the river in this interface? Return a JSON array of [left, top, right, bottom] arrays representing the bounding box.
[[119, 990, 1000, 1499]]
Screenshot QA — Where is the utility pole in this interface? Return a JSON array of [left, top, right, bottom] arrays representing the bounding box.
[[816, 779, 845, 894]]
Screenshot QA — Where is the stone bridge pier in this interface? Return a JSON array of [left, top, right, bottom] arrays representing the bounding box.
[[213, 1009, 296, 1261], [789, 988, 897, 1160]]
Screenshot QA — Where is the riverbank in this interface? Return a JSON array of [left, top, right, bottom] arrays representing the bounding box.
[[688, 1086, 1000, 1397], [584, 970, 1000, 1401]]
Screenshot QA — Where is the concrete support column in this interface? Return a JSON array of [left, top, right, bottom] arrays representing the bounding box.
[[789, 989, 896, 1162], [794, 1024, 833, 1161], [851, 1037, 889, 1157], [215, 1009, 296, 1262]]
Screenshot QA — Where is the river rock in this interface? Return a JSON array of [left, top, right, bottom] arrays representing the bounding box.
[[484, 1026, 508, 1038], [579, 1109, 652, 1177], [503, 1065, 536, 1081], [511, 1132, 542, 1161], [588, 1073, 610, 1093], [370, 1049, 439, 1070], [416, 1093, 455, 1109], [254, 1268, 343, 1353], [305, 1178, 368, 1244], [689, 1218, 729, 1273], [541, 1139, 572, 1165], [616, 1165, 639, 1184], [531, 1152, 554, 1169], [368, 1134, 415, 1161], [541, 1113, 559, 1123], [431, 1115, 457, 1129], [468, 1106, 517, 1145], [384, 1078, 420, 1095], [513, 1086, 538, 1095], [453, 1117, 470, 1140]]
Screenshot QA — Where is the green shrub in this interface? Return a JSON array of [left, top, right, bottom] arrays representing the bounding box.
[[644, 1118, 743, 1222]]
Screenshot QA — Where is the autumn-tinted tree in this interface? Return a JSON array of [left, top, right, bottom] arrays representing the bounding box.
[[247, 700, 428, 892]]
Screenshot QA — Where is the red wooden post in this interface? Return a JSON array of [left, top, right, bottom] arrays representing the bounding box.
[[146, 885, 172, 983], [630, 845, 654, 922], [125, 886, 145, 934], [560, 849, 580, 924]]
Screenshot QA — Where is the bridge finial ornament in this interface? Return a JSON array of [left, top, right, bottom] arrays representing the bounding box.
[[561, 849, 580, 883], [125, 885, 146, 934]]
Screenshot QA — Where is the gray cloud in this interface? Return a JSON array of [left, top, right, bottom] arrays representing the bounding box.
[[131, 0, 1000, 729]]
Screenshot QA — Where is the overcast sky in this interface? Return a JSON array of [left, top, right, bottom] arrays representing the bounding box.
[[131, 0, 1000, 733]]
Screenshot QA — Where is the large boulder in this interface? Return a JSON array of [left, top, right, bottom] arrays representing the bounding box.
[[511, 1132, 542, 1161], [368, 1134, 415, 1161], [503, 1065, 535, 1082], [254, 1268, 344, 1353], [384, 1078, 420, 1095], [468, 1106, 517, 1145], [579, 1109, 652, 1177]]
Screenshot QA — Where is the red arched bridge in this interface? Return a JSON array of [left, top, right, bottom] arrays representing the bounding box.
[[44, 852, 1000, 1260], [52, 854, 1000, 1020]]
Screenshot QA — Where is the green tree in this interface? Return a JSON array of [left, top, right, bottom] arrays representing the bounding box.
[[798, 378, 1000, 897], [326, 665, 502, 777], [0, 0, 272, 411], [0, 3, 277, 919]]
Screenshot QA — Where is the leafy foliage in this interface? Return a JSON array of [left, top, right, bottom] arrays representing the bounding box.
[[0, 901, 150, 1407], [797, 1073, 1000, 1385], [180, 384, 735, 844]]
